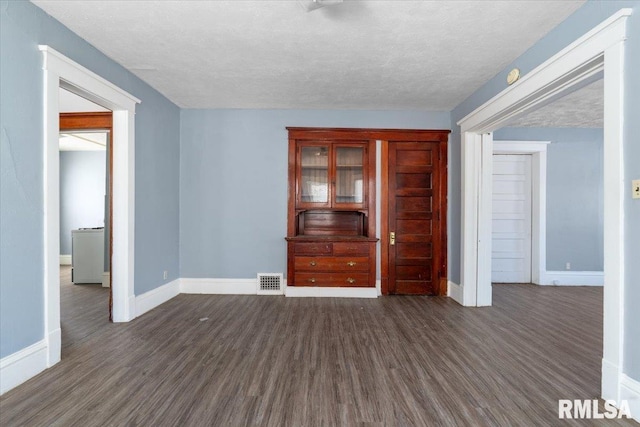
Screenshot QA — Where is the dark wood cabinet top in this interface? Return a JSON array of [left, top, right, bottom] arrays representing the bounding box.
[[285, 236, 379, 242]]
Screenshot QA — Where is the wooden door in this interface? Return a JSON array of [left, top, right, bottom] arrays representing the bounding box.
[[386, 141, 446, 295], [491, 154, 532, 283]]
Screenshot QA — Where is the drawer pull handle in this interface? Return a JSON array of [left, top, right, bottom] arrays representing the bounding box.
[[308, 278, 316, 283], [309, 261, 317, 266], [347, 261, 356, 267], [346, 277, 355, 284]]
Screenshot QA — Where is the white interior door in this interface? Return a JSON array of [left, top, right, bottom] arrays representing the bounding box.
[[492, 154, 532, 283]]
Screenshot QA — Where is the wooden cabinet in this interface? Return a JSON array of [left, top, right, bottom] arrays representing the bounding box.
[[287, 238, 377, 287], [286, 128, 377, 288]]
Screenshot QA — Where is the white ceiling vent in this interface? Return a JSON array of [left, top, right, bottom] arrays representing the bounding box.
[[257, 273, 284, 295]]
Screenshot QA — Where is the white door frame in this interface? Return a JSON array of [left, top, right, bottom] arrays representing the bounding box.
[[41, 46, 140, 367], [493, 140, 549, 287], [457, 9, 630, 403]]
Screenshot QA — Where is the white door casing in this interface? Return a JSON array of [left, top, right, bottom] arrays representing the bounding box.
[[456, 9, 630, 403], [41, 46, 140, 369], [493, 141, 549, 285], [492, 154, 532, 283]]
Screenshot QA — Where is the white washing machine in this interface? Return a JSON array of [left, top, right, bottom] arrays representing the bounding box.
[[71, 228, 104, 284]]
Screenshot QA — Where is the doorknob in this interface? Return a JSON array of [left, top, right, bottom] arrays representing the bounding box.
[[390, 232, 395, 246]]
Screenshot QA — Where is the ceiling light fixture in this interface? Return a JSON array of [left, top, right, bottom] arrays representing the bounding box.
[[298, 0, 344, 13]]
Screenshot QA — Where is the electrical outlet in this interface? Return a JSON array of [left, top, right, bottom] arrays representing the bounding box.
[[163, 270, 168, 280], [565, 262, 571, 271], [633, 179, 640, 199]]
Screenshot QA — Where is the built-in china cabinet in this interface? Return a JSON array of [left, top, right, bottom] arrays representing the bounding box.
[[286, 128, 377, 288]]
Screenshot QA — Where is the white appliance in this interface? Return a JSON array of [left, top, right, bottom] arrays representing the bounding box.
[[72, 228, 104, 284]]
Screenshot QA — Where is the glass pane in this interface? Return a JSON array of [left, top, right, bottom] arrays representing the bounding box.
[[301, 146, 329, 203], [335, 147, 364, 204]]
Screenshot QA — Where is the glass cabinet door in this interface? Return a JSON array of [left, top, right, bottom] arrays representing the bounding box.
[[300, 145, 329, 205], [335, 146, 365, 205]]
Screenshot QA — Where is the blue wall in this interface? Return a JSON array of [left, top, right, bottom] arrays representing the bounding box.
[[59, 151, 107, 255], [180, 109, 450, 279], [494, 127, 604, 272], [452, 1, 640, 380], [0, 0, 180, 358]]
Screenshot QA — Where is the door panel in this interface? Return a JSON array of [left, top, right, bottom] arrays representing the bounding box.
[[396, 219, 432, 235], [388, 142, 443, 295], [396, 173, 431, 189], [396, 197, 432, 212], [491, 154, 532, 283], [396, 149, 432, 166], [396, 242, 432, 259]]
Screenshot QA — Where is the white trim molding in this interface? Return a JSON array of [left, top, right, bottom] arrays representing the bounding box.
[[180, 278, 257, 295], [102, 272, 111, 288], [456, 9, 631, 403], [59, 255, 72, 265], [447, 281, 463, 305], [542, 271, 604, 286], [493, 140, 549, 286], [620, 374, 640, 422], [40, 46, 140, 376], [285, 286, 377, 298], [135, 279, 181, 317], [0, 340, 48, 395]]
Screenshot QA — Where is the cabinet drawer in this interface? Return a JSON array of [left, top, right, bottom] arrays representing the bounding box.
[[333, 242, 370, 256], [295, 272, 370, 287], [292, 242, 332, 255], [294, 256, 369, 272]]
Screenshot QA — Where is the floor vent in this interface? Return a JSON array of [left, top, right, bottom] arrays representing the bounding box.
[[257, 273, 284, 295]]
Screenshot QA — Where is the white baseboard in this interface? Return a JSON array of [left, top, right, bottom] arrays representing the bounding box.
[[542, 271, 604, 286], [602, 358, 620, 402], [120, 295, 137, 323], [621, 374, 640, 422], [180, 278, 256, 294], [102, 272, 110, 288], [448, 281, 463, 305], [0, 340, 48, 395], [47, 328, 61, 366], [285, 286, 377, 298], [59, 255, 72, 265], [135, 279, 181, 317]]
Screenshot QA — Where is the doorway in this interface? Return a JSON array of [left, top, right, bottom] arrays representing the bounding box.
[[491, 154, 532, 283], [59, 105, 113, 324], [41, 45, 139, 367], [491, 140, 550, 285], [380, 131, 449, 296], [457, 9, 630, 402]]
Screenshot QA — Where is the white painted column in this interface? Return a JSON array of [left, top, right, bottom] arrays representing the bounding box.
[[42, 67, 62, 366], [601, 40, 626, 403]]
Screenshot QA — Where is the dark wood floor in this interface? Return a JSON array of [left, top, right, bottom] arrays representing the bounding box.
[[59, 265, 111, 356], [1, 281, 637, 426]]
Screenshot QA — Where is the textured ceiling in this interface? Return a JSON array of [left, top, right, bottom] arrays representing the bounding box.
[[508, 79, 603, 128], [33, 0, 585, 110]]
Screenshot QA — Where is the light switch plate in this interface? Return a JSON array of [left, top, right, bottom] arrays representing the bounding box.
[[633, 179, 640, 199]]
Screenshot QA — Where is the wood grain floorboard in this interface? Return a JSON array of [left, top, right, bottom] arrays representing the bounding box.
[[1, 283, 637, 426], [59, 265, 110, 356]]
